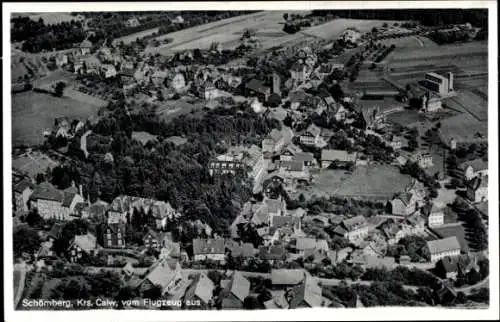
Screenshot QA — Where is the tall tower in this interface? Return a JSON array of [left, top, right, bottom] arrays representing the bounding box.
[[272, 72, 281, 95], [447, 72, 454, 92]]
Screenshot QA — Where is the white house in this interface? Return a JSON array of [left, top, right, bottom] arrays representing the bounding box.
[[428, 204, 445, 227], [459, 158, 488, 181], [427, 236, 461, 262]]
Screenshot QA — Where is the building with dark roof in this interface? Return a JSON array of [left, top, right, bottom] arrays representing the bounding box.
[[245, 78, 270, 102], [193, 238, 225, 262]]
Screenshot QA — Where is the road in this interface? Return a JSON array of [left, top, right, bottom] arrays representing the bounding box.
[[13, 262, 27, 309], [456, 276, 489, 295], [80, 130, 92, 159]]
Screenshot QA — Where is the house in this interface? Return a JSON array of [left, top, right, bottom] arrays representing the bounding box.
[[29, 182, 84, 220], [340, 28, 361, 43], [183, 273, 214, 309], [459, 159, 488, 181], [287, 274, 324, 308], [270, 215, 301, 232], [413, 152, 434, 169], [290, 62, 309, 84], [192, 238, 225, 262], [466, 176, 488, 203], [137, 259, 186, 296], [427, 236, 461, 262], [170, 72, 186, 92], [103, 223, 126, 248], [225, 241, 257, 259], [333, 216, 369, 244], [264, 291, 289, 309], [160, 239, 181, 259], [101, 64, 117, 78], [245, 78, 270, 102], [326, 247, 352, 264], [428, 204, 445, 227], [13, 179, 34, 213], [47, 223, 64, 242], [55, 53, 68, 67], [219, 272, 250, 309], [126, 17, 141, 28], [225, 145, 267, 186], [259, 244, 287, 262], [295, 238, 329, 255], [421, 93, 442, 112], [261, 127, 293, 154], [386, 134, 408, 150], [151, 70, 168, 87], [320, 149, 357, 168], [300, 124, 326, 148], [271, 269, 306, 287], [388, 192, 421, 216], [143, 229, 167, 251], [68, 233, 100, 263], [79, 39, 92, 56], [435, 254, 479, 280]]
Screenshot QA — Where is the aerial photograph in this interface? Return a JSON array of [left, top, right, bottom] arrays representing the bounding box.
[[8, 5, 492, 313]]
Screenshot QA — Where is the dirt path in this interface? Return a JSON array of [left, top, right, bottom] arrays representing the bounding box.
[[13, 262, 27, 309]]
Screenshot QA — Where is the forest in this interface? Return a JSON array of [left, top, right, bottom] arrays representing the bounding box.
[[53, 103, 280, 235], [310, 9, 488, 29]]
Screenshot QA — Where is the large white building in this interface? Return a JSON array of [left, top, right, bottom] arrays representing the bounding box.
[[424, 72, 454, 95], [427, 236, 461, 262]]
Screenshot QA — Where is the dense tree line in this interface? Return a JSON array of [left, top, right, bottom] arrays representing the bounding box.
[[361, 266, 440, 287], [11, 17, 86, 53], [310, 9, 488, 29]]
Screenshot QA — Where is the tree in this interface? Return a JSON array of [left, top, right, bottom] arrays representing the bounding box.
[[13, 226, 42, 259], [372, 27, 378, 33], [283, 13, 289, 21], [466, 268, 481, 285], [54, 81, 67, 97], [243, 295, 262, 309], [25, 208, 43, 227]]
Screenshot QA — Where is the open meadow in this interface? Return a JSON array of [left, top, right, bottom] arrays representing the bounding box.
[[12, 91, 103, 147], [301, 165, 413, 200]]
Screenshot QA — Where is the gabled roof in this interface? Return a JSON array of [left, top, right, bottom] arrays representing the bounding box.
[[305, 123, 321, 137], [14, 179, 34, 193], [321, 149, 357, 162], [246, 78, 269, 94], [70, 233, 98, 253], [223, 272, 250, 303], [468, 176, 488, 190], [289, 274, 323, 308], [342, 215, 368, 232], [30, 182, 63, 202], [271, 269, 305, 285], [427, 236, 461, 255], [48, 223, 64, 240], [259, 244, 286, 260], [193, 238, 225, 255], [458, 158, 488, 172], [184, 273, 214, 304], [143, 258, 180, 291], [272, 215, 299, 229], [61, 192, 77, 208]]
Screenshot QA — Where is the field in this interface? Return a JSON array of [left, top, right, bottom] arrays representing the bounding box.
[[144, 11, 315, 54], [112, 27, 160, 46], [302, 19, 402, 40], [12, 91, 103, 147], [11, 49, 50, 83], [304, 165, 413, 199], [141, 14, 415, 56], [438, 112, 487, 145], [443, 90, 488, 121], [12, 151, 60, 178], [385, 110, 428, 127]]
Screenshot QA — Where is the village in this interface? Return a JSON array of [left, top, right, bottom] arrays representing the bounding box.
[[11, 10, 489, 310]]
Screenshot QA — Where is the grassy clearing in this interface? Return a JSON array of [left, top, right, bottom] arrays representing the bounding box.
[[12, 91, 102, 146], [303, 165, 412, 199]]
